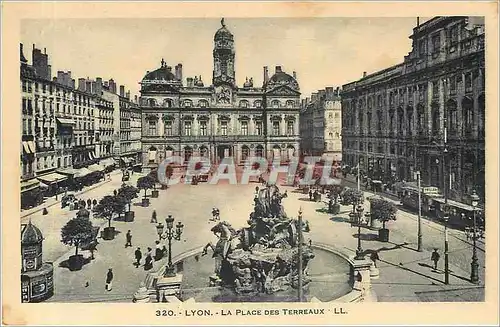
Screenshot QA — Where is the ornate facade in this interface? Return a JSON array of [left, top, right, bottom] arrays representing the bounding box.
[[300, 87, 342, 162], [341, 16, 485, 201], [139, 19, 301, 171]]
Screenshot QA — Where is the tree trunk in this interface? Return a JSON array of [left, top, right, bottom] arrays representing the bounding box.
[[75, 243, 79, 256], [383, 220, 386, 229], [144, 189, 147, 199], [108, 217, 112, 228]]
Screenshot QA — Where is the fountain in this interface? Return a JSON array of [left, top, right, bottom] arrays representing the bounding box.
[[201, 185, 315, 298]]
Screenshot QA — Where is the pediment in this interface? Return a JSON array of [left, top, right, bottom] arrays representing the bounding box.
[[266, 85, 300, 96], [162, 114, 175, 121]]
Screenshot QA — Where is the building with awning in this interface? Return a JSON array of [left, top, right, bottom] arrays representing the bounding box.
[[74, 167, 93, 178], [56, 117, 75, 126], [22, 141, 37, 155], [57, 168, 79, 177], [37, 172, 68, 184], [88, 164, 105, 172], [21, 178, 40, 193]]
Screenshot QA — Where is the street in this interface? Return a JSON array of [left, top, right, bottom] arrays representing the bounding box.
[[24, 169, 484, 303]]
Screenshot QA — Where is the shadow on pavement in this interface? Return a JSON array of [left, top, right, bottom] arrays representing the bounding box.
[[330, 216, 350, 223], [58, 256, 93, 270], [297, 197, 314, 202], [387, 240, 419, 252], [316, 208, 329, 214], [382, 259, 444, 285], [352, 233, 379, 241]]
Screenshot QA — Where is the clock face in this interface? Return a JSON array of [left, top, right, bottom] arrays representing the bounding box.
[[26, 259, 35, 270], [216, 87, 231, 104]]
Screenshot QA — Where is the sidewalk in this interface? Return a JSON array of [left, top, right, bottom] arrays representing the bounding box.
[[281, 185, 485, 302], [21, 170, 121, 219]]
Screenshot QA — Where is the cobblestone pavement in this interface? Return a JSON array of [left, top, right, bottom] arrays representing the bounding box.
[[35, 170, 484, 302]]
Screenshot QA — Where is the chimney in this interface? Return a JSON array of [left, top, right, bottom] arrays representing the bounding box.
[[78, 78, 86, 91], [44, 47, 46, 54], [293, 71, 297, 80], [119, 85, 125, 97], [86, 80, 92, 93], [336, 86, 340, 96], [109, 79, 116, 93], [66, 71, 72, 86], [363, 71, 367, 78], [47, 65, 52, 81], [134, 95, 138, 103], [175, 64, 183, 82], [275, 66, 282, 73], [71, 79, 76, 89], [187, 77, 193, 87], [57, 71, 64, 84], [263, 66, 269, 84], [126, 90, 130, 99]]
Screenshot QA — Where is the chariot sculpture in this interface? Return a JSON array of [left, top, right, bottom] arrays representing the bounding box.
[[202, 185, 314, 296]]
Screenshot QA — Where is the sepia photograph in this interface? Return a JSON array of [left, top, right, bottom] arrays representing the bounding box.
[[2, 1, 499, 326]]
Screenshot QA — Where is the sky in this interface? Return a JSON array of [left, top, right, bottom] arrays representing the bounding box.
[[21, 17, 431, 99]]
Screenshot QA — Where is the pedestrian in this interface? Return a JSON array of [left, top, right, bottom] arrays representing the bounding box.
[[308, 189, 313, 201], [92, 199, 97, 207], [370, 251, 380, 268], [431, 248, 440, 271], [89, 241, 98, 260], [144, 251, 153, 271], [155, 241, 163, 261], [105, 268, 113, 291], [162, 245, 168, 257], [125, 230, 132, 248], [151, 210, 158, 223], [87, 199, 92, 209], [134, 247, 142, 267]]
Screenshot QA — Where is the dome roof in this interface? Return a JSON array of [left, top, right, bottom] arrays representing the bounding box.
[[21, 220, 44, 245], [266, 67, 300, 91], [142, 59, 176, 82], [214, 18, 233, 40]]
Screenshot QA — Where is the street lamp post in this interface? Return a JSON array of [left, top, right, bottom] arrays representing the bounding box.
[[470, 190, 480, 284], [297, 207, 304, 302], [354, 204, 365, 260], [155, 215, 184, 278], [443, 208, 450, 285], [415, 171, 423, 252]]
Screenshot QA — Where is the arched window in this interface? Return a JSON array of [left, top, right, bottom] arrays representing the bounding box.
[[431, 103, 440, 136], [163, 99, 172, 108], [462, 98, 474, 136], [148, 146, 157, 164], [406, 106, 414, 136], [417, 104, 425, 135], [183, 100, 193, 108], [286, 100, 294, 108], [447, 100, 458, 134], [239, 100, 249, 108], [254, 100, 262, 108], [199, 100, 209, 108], [271, 100, 280, 108], [388, 109, 395, 133], [148, 98, 157, 107], [397, 107, 404, 135], [241, 146, 250, 162]]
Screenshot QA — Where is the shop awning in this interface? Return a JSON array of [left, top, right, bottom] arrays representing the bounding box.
[[21, 179, 40, 193], [88, 164, 105, 172], [433, 198, 478, 212], [22, 142, 32, 154], [99, 158, 115, 167], [57, 168, 78, 176], [121, 157, 131, 164], [75, 168, 93, 178], [37, 172, 68, 184], [27, 141, 36, 153], [56, 118, 76, 125]]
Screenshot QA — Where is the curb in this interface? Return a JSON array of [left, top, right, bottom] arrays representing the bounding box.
[[21, 171, 121, 219]]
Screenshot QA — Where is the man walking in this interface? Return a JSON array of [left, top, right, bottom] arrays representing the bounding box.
[[105, 268, 113, 291], [134, 247, 142, 267], [431, 248, 440, 271], [308, 189, 313, 201], [125, 230, 132, 248]]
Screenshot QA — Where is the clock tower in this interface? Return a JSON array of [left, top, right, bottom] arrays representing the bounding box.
[[213, 18, 236, 104]]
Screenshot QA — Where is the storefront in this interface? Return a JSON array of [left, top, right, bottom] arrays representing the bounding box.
[[37, 172, 68, 197], [20, 178, 43, 210]]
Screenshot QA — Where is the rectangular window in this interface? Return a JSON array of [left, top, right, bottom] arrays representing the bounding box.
[[220, 121, 228, 136], [164, 121, 173, 136], [256, 122, 262, 135], [432, 34, 441, 53], [432, 81, 439, 98], [287, 121, 294, 135], [418, 39, 426, 57], [148, 120, 157, 136], [273, 122, 280, 136], [241, 121, 248, 135], [449, 76, 457, 93], [184, 121, 192, 136], [200, 121, 207, 136], [22, 81, 27, 92], [22, 98, 27, 114]]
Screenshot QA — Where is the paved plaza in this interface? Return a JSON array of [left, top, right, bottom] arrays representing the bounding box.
[[23, 170, 484, 303]]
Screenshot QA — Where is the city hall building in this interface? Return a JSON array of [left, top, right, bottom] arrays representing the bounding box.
[[139, 19, 301, 172], [341, 17, 485, 202]]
